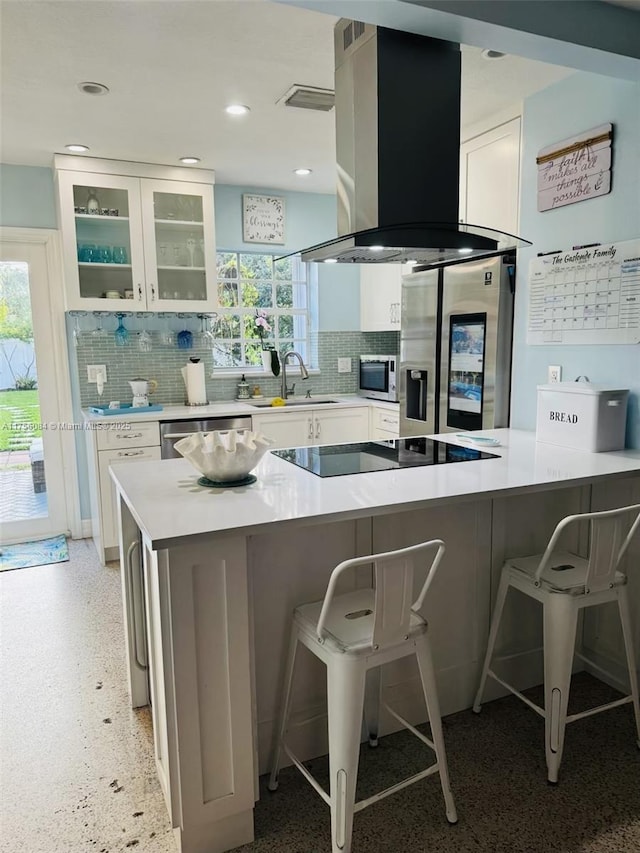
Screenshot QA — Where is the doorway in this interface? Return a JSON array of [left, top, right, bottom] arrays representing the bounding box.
[[0, 234, 73, 543]]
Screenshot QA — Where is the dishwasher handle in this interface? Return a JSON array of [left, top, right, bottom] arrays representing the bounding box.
[[162, 432, 200, 439]]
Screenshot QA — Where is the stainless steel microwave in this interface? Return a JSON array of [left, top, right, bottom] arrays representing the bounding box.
[[358, 355, 399, 402]]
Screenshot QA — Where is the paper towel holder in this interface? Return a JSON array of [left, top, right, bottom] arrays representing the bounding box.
[[182, 358, 209, 407]]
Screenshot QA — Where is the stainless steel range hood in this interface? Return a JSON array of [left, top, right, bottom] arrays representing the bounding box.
[[286, 20, 531, 266]]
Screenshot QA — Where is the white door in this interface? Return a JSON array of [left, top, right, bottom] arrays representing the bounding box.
[[0, 237, 70, 542]]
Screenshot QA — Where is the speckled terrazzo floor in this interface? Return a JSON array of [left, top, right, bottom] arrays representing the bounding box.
[[0, 539, 175, 853], [1, 539, 639, 853]]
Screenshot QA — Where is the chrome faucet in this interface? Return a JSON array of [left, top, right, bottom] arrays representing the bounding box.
[[280, 350, 309, 399]]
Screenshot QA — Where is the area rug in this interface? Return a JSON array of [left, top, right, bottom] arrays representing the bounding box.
[[0, 534, 69, 571]]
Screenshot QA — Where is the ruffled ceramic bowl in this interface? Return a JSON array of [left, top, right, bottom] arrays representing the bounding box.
[[174, 429, 273, 484]]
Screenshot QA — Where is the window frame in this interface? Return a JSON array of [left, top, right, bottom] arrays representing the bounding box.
[[212, 250, 316, 374]]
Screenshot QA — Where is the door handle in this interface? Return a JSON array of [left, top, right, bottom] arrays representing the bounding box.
[[117, 432, 144, 440], [137, 283, 143, 300], [126, 540, 148, 670], [150, 283, 156, 301], [308, 418, 313, 439], [118, 450, 146, 457], [315, 419, 321, 439]]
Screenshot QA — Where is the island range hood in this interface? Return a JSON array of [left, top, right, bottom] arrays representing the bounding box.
[[287, 20, 530, 266]]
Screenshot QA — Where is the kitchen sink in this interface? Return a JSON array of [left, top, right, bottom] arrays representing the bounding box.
[[249, 399, 340, 408]]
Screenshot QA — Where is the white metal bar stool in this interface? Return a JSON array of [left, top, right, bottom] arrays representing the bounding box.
[[268, 539, 457, 853], [474, 504, 640, 784]]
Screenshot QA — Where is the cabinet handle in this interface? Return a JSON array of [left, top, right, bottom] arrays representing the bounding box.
[[315, 419, 321, 439], [118, 450, 146, 457], [308, 418, 313, 439], [150, 283, 156, 301], [138, 283, 143, 300], [117, 432, 144, 440], [381, 417, 397, 425]]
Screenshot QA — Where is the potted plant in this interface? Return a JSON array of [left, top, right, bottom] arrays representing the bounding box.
[[254, 310, 280, 376]]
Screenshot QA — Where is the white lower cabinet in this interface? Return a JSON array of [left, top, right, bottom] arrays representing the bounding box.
[[313, 407, 369, 445], [87, 420, 161, 562], [370, 405, 400, 440], [253, 406, 369, 450], [251, 410, 311, 449]]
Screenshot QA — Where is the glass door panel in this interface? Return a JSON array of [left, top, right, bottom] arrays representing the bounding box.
[[153, 191, 207, 303], [0, 243, 67, 542], [72, 183, 135, 301]]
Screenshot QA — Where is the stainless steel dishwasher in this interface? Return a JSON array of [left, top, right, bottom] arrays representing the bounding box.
[[160, 415, 253, 458]]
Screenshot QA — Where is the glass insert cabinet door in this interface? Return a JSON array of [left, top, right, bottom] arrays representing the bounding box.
[[140, 179, 216, 310], [57, 171, 146, 310]]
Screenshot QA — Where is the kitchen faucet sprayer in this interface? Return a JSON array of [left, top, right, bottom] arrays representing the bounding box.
[[280, 351, 309, 399]]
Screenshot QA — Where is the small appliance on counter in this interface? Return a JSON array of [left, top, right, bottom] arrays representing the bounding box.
[[536, 378, 628, 452], [128, 378, 158, 408], [358, 355, 399, 401]]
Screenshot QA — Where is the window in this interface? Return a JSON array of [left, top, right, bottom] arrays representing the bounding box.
[[213, 251, 313, 369]]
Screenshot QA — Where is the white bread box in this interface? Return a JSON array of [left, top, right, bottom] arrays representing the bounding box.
[[536, 380, 628, 452]]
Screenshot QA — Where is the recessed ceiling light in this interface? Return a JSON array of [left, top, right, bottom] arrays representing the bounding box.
[[294, 168, 312, 176], [324, 258, 338, 264], [78, 81, 110, 96], [65, 144, 90, 153], [179, 157, 200, 165], [481, 49, 506, 60], [458, 248, 473, 254], [369, 245, 385, 252], [225, 104, 250, 116]]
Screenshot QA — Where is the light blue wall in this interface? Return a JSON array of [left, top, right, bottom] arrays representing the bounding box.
[[214, 183, 360, 330], [0, 164, 57, 228], [511, 71, 640, 448]]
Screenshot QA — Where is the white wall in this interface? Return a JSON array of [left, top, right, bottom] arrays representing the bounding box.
[[510, 71, 640, 448]]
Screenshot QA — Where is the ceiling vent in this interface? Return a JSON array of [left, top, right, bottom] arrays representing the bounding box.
[[277, 84, 335, 112]]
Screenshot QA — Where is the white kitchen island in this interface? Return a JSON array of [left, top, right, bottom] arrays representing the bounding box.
[[111, 429, 640, 853]]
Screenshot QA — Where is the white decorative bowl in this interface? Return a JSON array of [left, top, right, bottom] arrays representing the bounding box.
[[174, 429, 273, 483]]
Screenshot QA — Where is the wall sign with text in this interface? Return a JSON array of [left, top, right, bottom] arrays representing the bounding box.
[[242, 194, 285, 244], [536, 123, 613, 212]]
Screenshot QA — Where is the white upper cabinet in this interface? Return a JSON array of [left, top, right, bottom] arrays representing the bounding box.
[[459, 117, 521, 237], [360, 264, 414, 332], [55, 156, 217, 312]]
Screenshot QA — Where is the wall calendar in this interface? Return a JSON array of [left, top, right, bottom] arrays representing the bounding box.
[[527, 237, 640, 345]]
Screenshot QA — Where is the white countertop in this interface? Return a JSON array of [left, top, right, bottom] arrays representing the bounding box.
[[110, 429, 640, 550], [82, 395, 397, 423]]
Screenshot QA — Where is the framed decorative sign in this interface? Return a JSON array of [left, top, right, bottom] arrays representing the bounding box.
[[242, 194, 285, 244], [536, 123, 613, 212]]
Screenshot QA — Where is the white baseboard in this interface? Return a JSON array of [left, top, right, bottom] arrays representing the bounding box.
[[80, 519, 93, 539]]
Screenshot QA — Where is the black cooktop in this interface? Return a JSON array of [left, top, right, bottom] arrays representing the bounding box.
[[273, 437, 500, 478]]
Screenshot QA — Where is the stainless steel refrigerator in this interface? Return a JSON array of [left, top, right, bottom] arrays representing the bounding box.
[[399, 254, 516, 436]]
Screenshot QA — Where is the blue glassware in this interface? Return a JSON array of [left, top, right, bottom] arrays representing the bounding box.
[[177, 329, 193, 350], [112, 246, 128, 264], [114, 314, 129, 346], [78, 243, 96, 262], [97, 246, 113, 263]]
